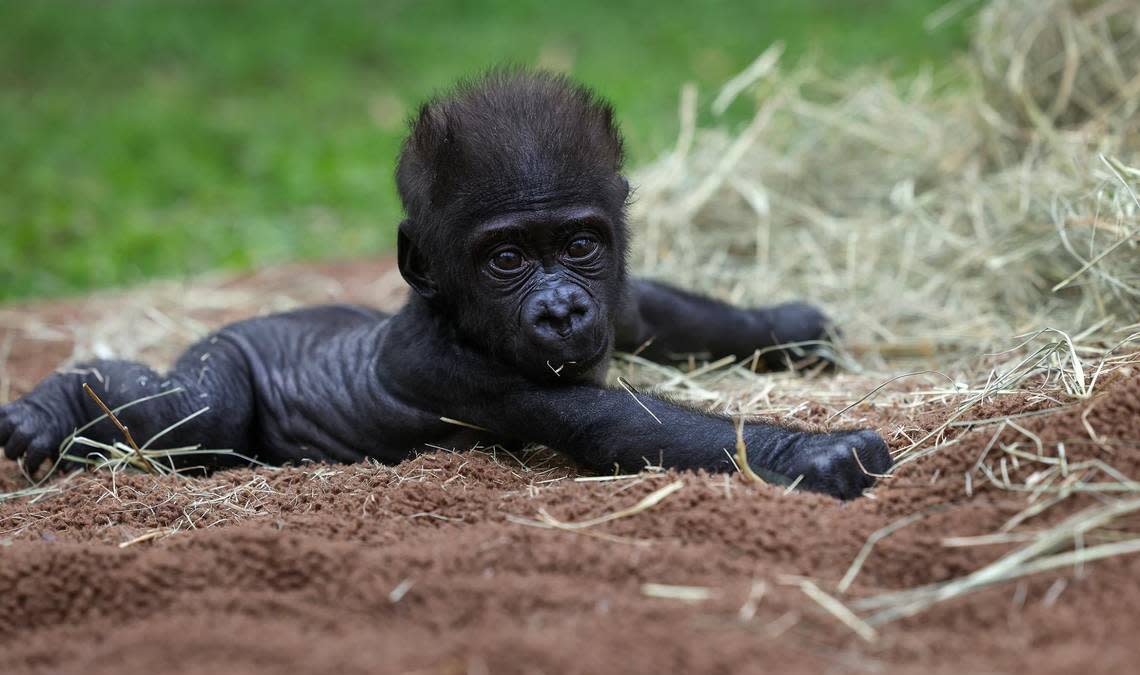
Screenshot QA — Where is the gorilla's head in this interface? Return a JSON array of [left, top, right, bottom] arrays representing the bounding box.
[[395, 70, 631, 382]]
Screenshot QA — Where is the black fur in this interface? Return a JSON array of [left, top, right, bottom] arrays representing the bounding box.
[[0, 71, 890, 499]]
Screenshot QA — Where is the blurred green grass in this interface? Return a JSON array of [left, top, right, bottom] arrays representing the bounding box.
[[0, 0, 972, 302]]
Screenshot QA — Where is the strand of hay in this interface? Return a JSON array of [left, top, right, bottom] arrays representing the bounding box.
[[505, 479, 684, 546], [853, 497, 1140, 625]]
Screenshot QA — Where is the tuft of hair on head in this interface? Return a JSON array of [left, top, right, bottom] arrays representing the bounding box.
[[395, 69, 627, 230]]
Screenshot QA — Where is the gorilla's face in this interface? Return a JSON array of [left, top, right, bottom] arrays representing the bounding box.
[[456, 204, 622, 382], [392, 72, 631, 381]]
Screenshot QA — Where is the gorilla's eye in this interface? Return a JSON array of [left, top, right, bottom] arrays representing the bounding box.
[[490, 248, 525, 273], [566, 237, 599, 260]]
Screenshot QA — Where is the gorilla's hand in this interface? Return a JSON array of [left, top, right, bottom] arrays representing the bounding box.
[[759, 302, 832, 343], [752, 302, 838, 370], [748, 428, 891, 500], [0, 373, 84, 474]]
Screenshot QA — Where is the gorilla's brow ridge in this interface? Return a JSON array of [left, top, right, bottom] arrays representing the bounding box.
[[467, 206, 613, 249]]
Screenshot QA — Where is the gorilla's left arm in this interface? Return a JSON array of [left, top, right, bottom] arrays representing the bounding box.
[[616, 278, 832, 367]]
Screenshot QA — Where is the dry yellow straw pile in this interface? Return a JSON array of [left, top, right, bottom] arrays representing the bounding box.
[[629, 0, 1138, 374]]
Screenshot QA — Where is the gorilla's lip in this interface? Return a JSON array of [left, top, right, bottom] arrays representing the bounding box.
[[542, 339, 609, 376]]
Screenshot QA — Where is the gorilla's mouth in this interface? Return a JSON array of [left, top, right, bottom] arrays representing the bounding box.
[[542, 340, 609, 378]]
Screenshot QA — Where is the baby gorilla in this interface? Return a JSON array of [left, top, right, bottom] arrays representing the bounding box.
[[0, 71, 890, 499]]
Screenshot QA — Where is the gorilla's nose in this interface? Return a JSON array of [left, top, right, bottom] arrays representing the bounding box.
[[525, 288, 594, 343]]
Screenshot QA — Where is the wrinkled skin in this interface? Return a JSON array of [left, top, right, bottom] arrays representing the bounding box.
[[1, 71, 891, 499]]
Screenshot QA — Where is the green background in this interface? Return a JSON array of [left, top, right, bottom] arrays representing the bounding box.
[[0, 0, 972, 302]]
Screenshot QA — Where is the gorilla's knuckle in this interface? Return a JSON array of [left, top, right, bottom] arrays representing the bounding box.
[[27, 438, 56, 460], [849, 430, 892, 473], [790, 430, 888, 499], [786, 300, 825, 318]]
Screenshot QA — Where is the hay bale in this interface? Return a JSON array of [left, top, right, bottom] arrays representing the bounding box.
[[974, 0, 1140, 130], [629, 0, 1139, 368]]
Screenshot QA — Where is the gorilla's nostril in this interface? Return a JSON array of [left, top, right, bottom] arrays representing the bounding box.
[[540, 313, 572, 337], [527, 290, 594, 343]]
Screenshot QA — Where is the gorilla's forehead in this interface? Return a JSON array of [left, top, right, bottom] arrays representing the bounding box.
[[447, 174, 620, 223]]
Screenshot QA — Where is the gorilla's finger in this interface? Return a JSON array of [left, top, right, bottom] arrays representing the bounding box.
[[0, 406, 14, 444], [852, 429, 893, 476], [56, 456, 84, 474], [3, 428, 30, 461], [24, 438, 56, 476]]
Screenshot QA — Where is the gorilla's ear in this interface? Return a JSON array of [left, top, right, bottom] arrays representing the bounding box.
[[397, 221, 438, 300]]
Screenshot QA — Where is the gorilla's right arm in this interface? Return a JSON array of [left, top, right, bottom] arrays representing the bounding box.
[[381, 301, 889, 500], [466, 386, 887, 498]]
